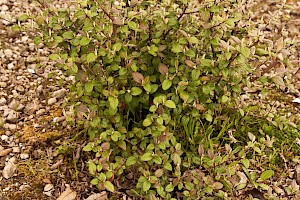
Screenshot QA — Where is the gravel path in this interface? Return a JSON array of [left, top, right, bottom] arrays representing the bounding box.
[[0, 0, 77, 199]]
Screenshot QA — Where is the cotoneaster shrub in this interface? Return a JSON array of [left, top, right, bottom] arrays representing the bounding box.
[[19, 0, 299, 199]]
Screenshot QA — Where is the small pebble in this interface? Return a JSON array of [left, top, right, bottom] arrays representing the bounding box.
[[1, 135, 9, 141], [47, 97, 57, 105], [20, 153, 29, 159], [7, 63, 14, 70]]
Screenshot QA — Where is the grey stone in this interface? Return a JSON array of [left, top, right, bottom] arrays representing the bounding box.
[[52, 88, 67, 99]]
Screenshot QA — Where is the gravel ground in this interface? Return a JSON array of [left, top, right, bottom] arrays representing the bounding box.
[[0, 0, 299, 199]]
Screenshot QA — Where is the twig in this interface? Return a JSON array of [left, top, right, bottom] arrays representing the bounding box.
[[162, 5, 188, 40]]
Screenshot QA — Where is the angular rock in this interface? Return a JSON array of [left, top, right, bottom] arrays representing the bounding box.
[[47, 97, 57, 105], [20, 153, 29, 159], [7, 63, 14, 70], [52, 88, 67, 99], [0, 97, 6, 106], [3, 123, 17, 131], [3, 160, 17, 179], [6, 110, 18, 123], [24, 101, 40, 115]]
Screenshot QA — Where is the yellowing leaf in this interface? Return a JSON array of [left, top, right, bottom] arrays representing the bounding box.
[[162, 79, 172, 90], [140, 152, 153, 161], [86, 52, 97, 63], [240, 46, 250, 58], [164, 100, 176, 108], [271, 76, 285, 87], [143, 118, 152, 127], [104, 181, 115, 192]]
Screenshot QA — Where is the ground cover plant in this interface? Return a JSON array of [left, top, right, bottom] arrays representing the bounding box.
[[17, 0, 300, 199]]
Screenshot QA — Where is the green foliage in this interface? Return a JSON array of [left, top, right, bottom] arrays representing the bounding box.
[[28, 0, 299, 199]]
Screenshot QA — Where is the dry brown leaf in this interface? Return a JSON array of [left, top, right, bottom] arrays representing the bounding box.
[[185, 59, 196, 68], [213, 182, 223, 190], [195, 104, 205, 111], [132, 72, 144, 84], [158, 45, 167, 52], [198, 143, 204, 156], [85, 192, 108, 200], [0, 148, 12, 157], [57, 187, 77, 200], [113, 18, 123, 26], [158, 63, 168, 75]]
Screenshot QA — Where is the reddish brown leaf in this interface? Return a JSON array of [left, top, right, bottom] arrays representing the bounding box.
[[158, 63, 168, 75], [198, 143, 204, 156], [132, 72, 144, 84], [185, 59, 196, 68]]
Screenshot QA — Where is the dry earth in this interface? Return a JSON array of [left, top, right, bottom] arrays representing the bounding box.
[[0, 0, 299, 200]]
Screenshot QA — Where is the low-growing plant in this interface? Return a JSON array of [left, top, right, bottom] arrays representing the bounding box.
[[18, 0, 300, 199]]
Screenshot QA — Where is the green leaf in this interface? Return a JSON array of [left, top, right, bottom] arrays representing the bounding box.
[[221, 95, 229, 103], [108, 96, 119, 109], [126, 156, 137, 166], [171, 43, 183, 53], [128, 21, 138, 30], [173, 153, 181, 165], [18, 14, 28, 21], [80, 37, 90, 46], [143, 118, 152, 127], [86, 52, 97, 63], [200, 59, 211, 67], [157, 185, 166, 198], [113, 42, 122, 51], [271, 76, 285, 87], [49, 54, 60, 61], [85, 82, 94, 93], [259, 170, 274, 181], [62, 31, 74, 39], [131, 87, 142, 96], [83, 143, 93, 151], [162, 80, 172, 90], [164, 100, 176, 108], [241, 158, 249, 169], [163, 162, 173, 172], [240, 46, 250, 58], [117, 140, 126, 150], [236, 183, 247, 190], [205, 113, 213, 122], [148, 45, 158, 56], [53, 36, 63, 43], [142, 181, 151, 192], [88, 162, 97, 175], [34, 36, 42, 45], [90, 178, 99, 185], [165, 183, 174, 192], [188, 36, 198, 44], [140, 152, 153, 161], [104, 181, 115, 192]]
